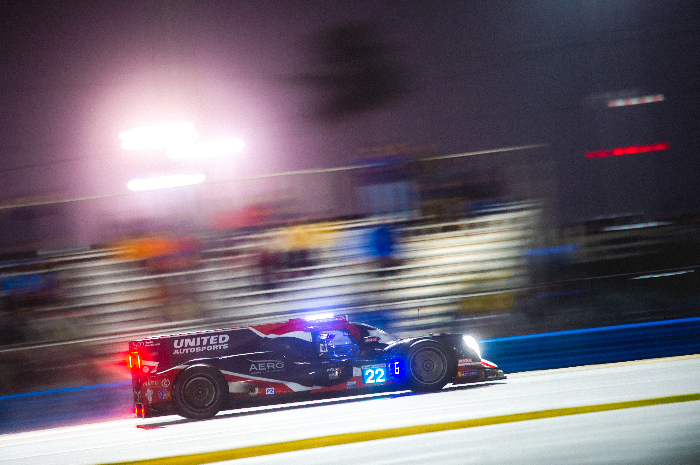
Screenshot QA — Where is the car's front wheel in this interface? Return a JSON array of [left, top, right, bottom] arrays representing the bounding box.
[[172, 365, 228, 419], [406, 341, 452, 392]]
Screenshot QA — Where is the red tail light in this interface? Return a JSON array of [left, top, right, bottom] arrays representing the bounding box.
[[127, 352, 141, 371]]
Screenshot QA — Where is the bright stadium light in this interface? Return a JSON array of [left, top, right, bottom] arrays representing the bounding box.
[[608, 94, 665, 107], [167, 138, 245, 159], [119, 123, 199, 150], [127, 173, 206, 191]]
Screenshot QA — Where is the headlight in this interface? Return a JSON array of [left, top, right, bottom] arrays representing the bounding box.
[[463, 335, 481, 359]]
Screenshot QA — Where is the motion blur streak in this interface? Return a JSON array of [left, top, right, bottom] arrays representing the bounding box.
[[166, 138, 245, 159], [100, 394, 700, 465], [586, 142, 670, 158], [126, 173, 206, 191], [119, 123, 199, 150], [0, 380, 130, 401], [607, 94, 665, 107]]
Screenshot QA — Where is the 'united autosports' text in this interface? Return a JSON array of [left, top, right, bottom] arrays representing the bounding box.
[[172, 334, 230, 354]]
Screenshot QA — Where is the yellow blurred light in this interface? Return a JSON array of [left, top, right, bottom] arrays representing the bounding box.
[[119, 123, 199, 150], [167, 138, 244, 159]]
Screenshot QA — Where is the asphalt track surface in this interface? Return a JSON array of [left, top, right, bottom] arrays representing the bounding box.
[[1, 355, 699, 465]]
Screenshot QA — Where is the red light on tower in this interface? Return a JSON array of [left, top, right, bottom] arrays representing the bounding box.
[[586, 143, 669, 159]]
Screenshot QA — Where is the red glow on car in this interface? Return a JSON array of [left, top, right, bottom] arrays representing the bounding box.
[[127, 352, 141, 370], [586, 142, 669, 158]]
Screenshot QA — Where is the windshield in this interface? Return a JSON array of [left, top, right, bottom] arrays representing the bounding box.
[[315, 330, 360, 357], [353, 323, 400, 345]]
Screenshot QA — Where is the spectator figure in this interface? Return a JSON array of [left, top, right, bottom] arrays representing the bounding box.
[[0, 260, 64, 342], [0, 304, 25, 345], [282, 221, 315, 277], [257, 234, 283, 290], [115, 230, 202, 321], [368, 224, 398, 277], [356, 144, 413, 218]]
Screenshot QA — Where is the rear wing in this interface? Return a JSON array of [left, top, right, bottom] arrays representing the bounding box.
[[127, 338, 170, 375]]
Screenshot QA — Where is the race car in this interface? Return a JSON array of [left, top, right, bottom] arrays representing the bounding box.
[[127, 315, 506, 419]]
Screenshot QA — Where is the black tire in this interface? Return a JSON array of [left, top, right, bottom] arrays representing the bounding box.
[[406, 341, 452, 392], [172, 365, 228, 420], [142, 406, 156, 418]]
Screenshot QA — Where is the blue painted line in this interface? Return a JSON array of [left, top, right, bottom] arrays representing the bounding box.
[[0, 380, 131, 401], [525, 245, 578, 256], [480, 316, 700, 343]]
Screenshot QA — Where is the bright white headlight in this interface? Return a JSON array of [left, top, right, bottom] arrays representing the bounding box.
[[463, 335, 481, 358]]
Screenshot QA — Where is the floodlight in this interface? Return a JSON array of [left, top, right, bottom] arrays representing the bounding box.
[[167, 138, 244, 159], [608, 94, 664, 107], [120, 123, 199, 150], [127, 173, 206, 191]]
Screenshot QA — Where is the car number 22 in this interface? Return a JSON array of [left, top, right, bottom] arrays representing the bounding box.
[[362, 366, 386, 384]]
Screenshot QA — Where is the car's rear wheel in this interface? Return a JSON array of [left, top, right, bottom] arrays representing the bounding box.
[[407, 341, 452, 392], [172, 365, 228, 419]]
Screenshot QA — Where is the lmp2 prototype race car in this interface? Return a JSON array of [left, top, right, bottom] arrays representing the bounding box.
[[127, 315, 506, 419]]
